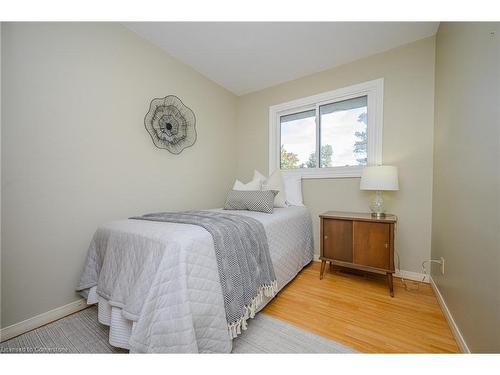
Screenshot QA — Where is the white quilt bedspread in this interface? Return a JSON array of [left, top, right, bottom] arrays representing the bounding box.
[[77, 206, 314, 353]]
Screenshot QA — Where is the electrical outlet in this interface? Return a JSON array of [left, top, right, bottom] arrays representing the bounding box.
[[440, 257, 445, 275]]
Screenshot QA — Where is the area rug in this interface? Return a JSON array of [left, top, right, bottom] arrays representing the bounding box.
[[0, 306, 356, 353]]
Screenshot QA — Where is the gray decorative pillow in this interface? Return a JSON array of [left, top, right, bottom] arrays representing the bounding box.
[[223, 190, 278, 214]]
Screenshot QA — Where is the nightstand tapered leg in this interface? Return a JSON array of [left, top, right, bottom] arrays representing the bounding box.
[[387, 272, 394, 297], [320, 260, 326, 279]]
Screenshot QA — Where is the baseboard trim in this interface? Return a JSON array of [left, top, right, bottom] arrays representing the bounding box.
[[430, 277, 470, 353], [313, 255, 429, 283], [0, 298, 88, 342]]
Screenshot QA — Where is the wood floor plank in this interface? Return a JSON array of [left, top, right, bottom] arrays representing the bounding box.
[[262, 262, 460, 353]]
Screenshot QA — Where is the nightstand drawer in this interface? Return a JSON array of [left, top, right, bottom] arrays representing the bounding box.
[[322, 219, 352, 263], [353, 221, 391, 270]]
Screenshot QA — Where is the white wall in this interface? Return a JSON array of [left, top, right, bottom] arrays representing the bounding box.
[[236, 37, 436, 275], [432, 22, 500, 353], [1, 23, 238, 328]]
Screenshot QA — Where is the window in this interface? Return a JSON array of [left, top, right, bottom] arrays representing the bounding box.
[[319, 96, 368, 167], [280, 110, 316, 169], [269, 79, 383, 178]]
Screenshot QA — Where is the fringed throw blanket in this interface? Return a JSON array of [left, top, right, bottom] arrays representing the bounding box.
[[131, 210, 278, 339]]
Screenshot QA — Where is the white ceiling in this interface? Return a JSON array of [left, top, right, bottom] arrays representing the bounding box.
[[125, 22, 439, 96]]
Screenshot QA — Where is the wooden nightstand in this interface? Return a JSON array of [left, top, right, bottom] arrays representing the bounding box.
[[319, 211, 397, 297]]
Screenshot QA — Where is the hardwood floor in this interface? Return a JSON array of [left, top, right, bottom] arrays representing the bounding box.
[[262, 261, 460, 353]]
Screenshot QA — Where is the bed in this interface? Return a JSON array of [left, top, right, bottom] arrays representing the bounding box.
[[77, 206, 314, 353]]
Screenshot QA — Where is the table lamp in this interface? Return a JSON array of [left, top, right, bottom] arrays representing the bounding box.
[[360, 166, 399, 218]]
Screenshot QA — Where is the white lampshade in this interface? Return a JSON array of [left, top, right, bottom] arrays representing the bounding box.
[[360, 166, 399, 191]]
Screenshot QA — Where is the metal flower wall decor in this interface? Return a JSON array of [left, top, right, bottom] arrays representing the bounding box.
[[144, 95, 197, 154]]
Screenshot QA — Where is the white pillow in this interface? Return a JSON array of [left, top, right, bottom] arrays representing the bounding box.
[[253, 170, 267, 186], [254, 169, 287, 208], [282, 173, 304, 206], [233, 177, 261, 191]]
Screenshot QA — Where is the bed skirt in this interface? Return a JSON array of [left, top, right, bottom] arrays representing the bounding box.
[[87, 286, 135, 350]]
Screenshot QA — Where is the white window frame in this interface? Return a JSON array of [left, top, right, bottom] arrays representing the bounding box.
[[269, 78, 384, 178]]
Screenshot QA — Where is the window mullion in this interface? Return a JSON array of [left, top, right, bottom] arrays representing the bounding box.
[[315, 104, 320, 168]]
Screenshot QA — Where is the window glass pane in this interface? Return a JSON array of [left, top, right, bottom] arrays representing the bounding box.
[[280, 109, 316, 169], [319, 96, 368, 167]]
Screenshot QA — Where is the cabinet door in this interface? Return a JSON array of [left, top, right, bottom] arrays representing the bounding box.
[[352, 221, 390, 270], [322, 219, 353, 262]]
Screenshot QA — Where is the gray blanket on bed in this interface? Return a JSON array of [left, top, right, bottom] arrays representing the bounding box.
[[130, 210, 278, 338]]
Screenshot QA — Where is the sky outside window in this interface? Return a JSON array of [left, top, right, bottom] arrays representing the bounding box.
[[280, 110, 316, 169], [320, 96, 368, 167]]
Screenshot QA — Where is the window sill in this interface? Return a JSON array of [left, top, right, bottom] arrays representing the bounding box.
[[281, 165, 364, 179]]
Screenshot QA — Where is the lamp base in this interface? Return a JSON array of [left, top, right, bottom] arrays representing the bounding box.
[[369, 191, 386, 218]]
